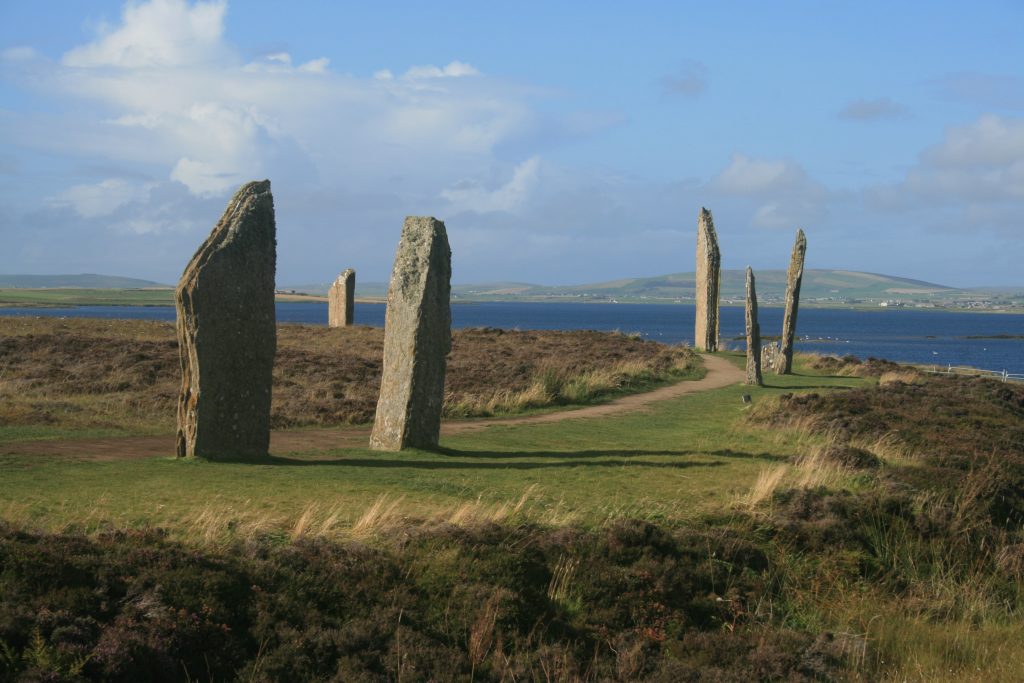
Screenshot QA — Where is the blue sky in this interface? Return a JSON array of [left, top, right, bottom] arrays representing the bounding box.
[[1, 1, 1022, 287]]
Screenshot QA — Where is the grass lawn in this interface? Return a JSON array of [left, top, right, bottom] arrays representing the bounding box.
[[0, 353, 865, 537]]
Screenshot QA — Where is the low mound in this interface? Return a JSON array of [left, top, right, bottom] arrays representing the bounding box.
[[806, 353, 908, 378], [0, 317, 698, 433], [748, 373, 1024, 590]]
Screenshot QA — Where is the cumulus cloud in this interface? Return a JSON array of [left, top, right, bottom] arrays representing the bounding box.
[[838, 97, 906, 121], [923, 114, 1024, 168], [2, 0, 636, 282], [709, 154, 827, 229], [7, 1, 522, 200], [866, 114, 1024, 237], [711, 154, 810, 195], [53, 178, 153, 218], [441, 157, 541, 213], [242, 51, 330, 74], [62, 0, 228, 68], [875, 115, 1024, 205], [403, 61, 480, 79], [1, 46, 37, 62], [662, 61, 707, 96]]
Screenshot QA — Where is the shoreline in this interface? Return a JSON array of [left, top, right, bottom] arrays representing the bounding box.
[[1, 296, 1021, 315]]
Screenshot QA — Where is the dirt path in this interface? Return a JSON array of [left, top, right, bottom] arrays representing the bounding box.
[[1, 355, 742, 460]]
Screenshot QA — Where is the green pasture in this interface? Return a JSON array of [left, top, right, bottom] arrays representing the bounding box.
[[0, 287, 174, 307]]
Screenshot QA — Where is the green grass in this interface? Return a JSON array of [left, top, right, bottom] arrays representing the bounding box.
[[0, 287, 174, 306], [0, 353, 864, 535], [0, 425, 131, 442]]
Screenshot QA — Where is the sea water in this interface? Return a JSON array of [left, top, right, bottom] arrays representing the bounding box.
[[2, 302, 1022, 375]]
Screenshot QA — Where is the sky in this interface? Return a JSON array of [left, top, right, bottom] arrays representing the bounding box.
[[0, 0, 1022, 288]]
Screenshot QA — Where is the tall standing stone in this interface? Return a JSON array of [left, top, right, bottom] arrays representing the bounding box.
[[694, 207, 721, 352], [745, 266, 763, 386], [776, 229, 807, 375], [328, 268, 356, 327], [369, 217, 452, 451], [175, 180, 277, 460]]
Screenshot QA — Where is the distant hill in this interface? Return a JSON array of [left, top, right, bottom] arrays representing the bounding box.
[[435, 270, 956, 304], [282, 281, 389, 298], [0, 273, 169, 289], [10, 270, 1019, 309], [280, 270, 975, 305]]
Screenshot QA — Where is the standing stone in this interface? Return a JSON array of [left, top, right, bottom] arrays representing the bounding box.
[[761, 341, 782, 373], [694, 207, 721, 352], [745, 266, 763, 386], [777, 229, 807, 375], [369, 217, 452, 451], [175, 180, 277, 460], [328, 268, 356, 327]]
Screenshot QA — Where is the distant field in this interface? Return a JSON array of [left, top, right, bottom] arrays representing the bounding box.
[[0, 287, 174, 306], [0, 288, 334, 307]]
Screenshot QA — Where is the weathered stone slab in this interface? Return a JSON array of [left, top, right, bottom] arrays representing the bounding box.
[[694, 207, 721, 352], [328, 268, 355, 327], [777, 229, 807, 375], [762, 341, 782, 374], [175, 180, 277, 459], [745, 266, 763, 386], [369, 216, 452, 451]]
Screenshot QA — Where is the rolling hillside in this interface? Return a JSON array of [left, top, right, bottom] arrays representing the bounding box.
[[0, 273, 168, 289], [443, 269, 955, 304]]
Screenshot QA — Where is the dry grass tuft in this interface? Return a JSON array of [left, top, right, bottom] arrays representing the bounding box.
[[350, 495, 407, 538], [878, 370, 924, 386], [743, 465, 790, 508]]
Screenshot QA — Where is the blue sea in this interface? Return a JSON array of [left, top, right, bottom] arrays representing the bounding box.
[[2, 302, 1023, 375]]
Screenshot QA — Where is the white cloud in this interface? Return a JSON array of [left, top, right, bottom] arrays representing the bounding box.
[[4, 5, 520, 199], [242, 52, 330, 74], [298, 57, 329, 74], [62, 0, 228, 68], [873, 115, 1024, 207], [170, 158, 245, 196], [441, 157, 541, 213], [711, 154, 808, 195], [53, 178, 153, 217], [864, 114, 1024, 237], [403, 61, 480, 79], [0, 0, 660, 283], [924, 114, 1024, 167], [1, 46, 37, 62], [709, 154, 827, 229]]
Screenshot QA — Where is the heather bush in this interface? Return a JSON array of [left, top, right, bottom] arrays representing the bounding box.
[[0, 520, 841, 682]]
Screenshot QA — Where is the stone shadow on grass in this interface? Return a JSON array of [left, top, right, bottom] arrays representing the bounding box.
[[759, 382, 856, 391], [260, 450, 727, 470], [436, 447, 787, 463]]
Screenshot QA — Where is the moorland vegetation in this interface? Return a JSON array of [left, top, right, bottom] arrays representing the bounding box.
[[0, 317, 698, 440], [0, 319, 1022, 681]]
